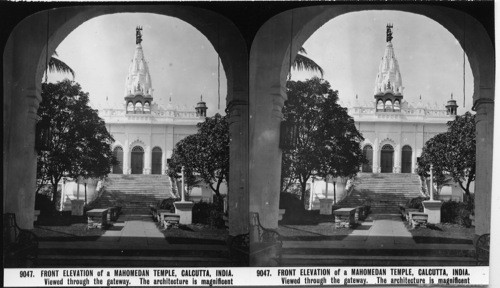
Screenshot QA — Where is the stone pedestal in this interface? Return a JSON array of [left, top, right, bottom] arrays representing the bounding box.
[[71, 200, 85, 216], [333, 208, 356, 228], [422, 200, 442, 224], [174, 201, 194, 225], [86, 208, 108, 229], [319, 199, 334, 215]]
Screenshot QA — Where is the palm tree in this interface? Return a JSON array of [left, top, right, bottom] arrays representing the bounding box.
[[292, 47, 324, 78], [45, 51, 75, 80]]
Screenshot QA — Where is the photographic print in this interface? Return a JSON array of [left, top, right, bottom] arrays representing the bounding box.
[[2, 1, 496, 287]]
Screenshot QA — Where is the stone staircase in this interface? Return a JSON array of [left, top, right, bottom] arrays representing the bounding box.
[[91, 174, 176, 215], [337, 173, 424, 214]]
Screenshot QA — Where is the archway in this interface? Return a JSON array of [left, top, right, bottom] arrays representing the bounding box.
[[249, 5, 494, 238], [151, 147, 162, 175], [401, 145, 412, 173], [131, 146, 144, 174], [3, 5, 249, 235], [362, 145, 373, 173], [380, 144, 394, 173], [112, 146, 124, 174]]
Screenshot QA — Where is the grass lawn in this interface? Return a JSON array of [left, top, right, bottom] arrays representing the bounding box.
[[158, 223, 228, 245], [406, 222, 475, 244], [33, 214, 105, 241]]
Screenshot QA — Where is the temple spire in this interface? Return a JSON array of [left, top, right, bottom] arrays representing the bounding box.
[[136, 26, 143, 45], [386, 23, 393, 42]]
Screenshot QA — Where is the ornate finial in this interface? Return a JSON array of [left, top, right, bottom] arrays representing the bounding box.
[[136, 26, 143, 44], [451, 93, 453, 100], [419, 95, 422, 100], [200, 95, 203, 102], [356, 94, 358, 99], [386, 23, 393, 42], [169, 97, 171, 102]]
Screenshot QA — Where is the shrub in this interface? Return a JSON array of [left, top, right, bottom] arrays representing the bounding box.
[[192, 201, 225, 228], [441, 200, 474, 227], [158, 198, 180, 213], [406, 196, 429, 212], [35, 193, 57, 215], [279, 192, 306, 222]]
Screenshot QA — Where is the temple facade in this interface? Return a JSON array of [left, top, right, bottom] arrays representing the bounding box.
[[308, 24, 460, 209], [100, 27, 207, 175], [343, 24, 457, 174]]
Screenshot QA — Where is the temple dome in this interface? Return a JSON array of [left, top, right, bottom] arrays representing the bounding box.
[[374, 26, 404, 96], [124, 43, 153, 97]]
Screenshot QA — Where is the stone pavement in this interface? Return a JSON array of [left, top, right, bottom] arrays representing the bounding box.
[[346, 214, 415, 247], [96, 214, 166, 248]]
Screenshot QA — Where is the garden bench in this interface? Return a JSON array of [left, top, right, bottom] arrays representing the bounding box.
[[408, 212, 428, 228], [3, 213, 38, 267], [405, 208, 420, 222], [250, 212, 282, 266], [86, 208, 108, 229], [475, 233, 489, 266], [334, 207, 357, 228], [161, 212, 180, 229], [106, 206, 120, 222]]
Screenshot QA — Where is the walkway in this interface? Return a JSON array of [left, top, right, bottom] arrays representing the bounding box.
[[280, 213, 476, 266], [37, 214, 234, 267]]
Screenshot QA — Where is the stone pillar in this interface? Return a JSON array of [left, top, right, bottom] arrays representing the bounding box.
[[249, 86, 285, 229], [144, 145, 151, 174], [227, 98, 249, 236], [123, 141, 130, 174], [473, 99, 494, 237], [373, 140, 380, 173], [394, 144, 401, 173]]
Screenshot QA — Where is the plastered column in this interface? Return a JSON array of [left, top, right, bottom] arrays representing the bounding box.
[[394, 144, 401, 173], [4, 86, 41, 229], [123, 140, 130, 174], [373, 139, 380, 173], [144, 145, 151, 174], [227, 98, 249, 236], [474, 99, 494, 236]]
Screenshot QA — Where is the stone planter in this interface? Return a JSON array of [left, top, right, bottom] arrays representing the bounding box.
[[319, 199, 334, 215], [174, 201, 194, 225], [422, 200, 442, 224]]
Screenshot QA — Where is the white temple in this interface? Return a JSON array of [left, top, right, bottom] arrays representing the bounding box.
[[100, 26, 207, 175], [308, 24, 461, 209]]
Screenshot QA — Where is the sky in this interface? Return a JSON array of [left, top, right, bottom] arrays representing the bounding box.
[[49, 11, 473, 116], [48, 13, 227, 116], [291, 10, 474, 114]]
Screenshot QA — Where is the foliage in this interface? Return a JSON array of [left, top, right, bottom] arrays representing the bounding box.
[[47, 51, 75, 79], [441, 200, 473, 227], [192, 201, 225, 228], [292, 48, 324, 78], [37, 80, 117, 206], [281, 77, 366, 206], [406, 196, 429, 212], [168, 113, 229, 199], [417, 112, 476, 198], [158, 198, 181, 213], [279, 192, 306, 222]]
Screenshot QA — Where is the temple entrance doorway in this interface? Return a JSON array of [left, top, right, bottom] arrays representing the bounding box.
[[131, 146, 144, 174], [362, 145, 373, 173], [380, 144, 394, 173], [112, 147, 123, 174], [151, 147, 162, 175], [401, 145, 412, 173]]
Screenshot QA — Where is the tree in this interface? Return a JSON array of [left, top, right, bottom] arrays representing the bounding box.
[[168, 113, 229, 200], [46, 51, 75, 80], [292, 47, 324, 78], [417, 112, 476, 200], [37, 79, 116, 206], [281, 77, 366, 206]]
